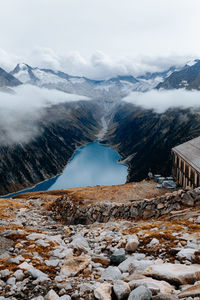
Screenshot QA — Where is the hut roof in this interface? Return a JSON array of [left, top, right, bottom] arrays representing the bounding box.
[[172, 136, 200, 173]]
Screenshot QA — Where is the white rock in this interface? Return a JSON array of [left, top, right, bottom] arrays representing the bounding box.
[[26, 233, 47, 240], [60, 296, 71, 300], [51, 247, 73, 259], [125, 235, 139, 252], [100, 266, 122, 281], [0, 269, 10, 278], [144, 263, 200, 285], [68, 234, 90, 252], [148, 238, 159, 247], [60, 256, 91, 277], [45, 259, 60, 267], [9, 255, 24, 264], [177, 248, 196, 261], [178, 284, 200, 298], [13, 269, 24, 281], [44, 289, 60, 300], [128, 285, 152, 299], [28, 267, 49, 280], [129, 278, 174, 295], [19, 262, 33, 270], [6, 277, 16, 286], [113, 280, 131, 300], [119, 257, 153, 274], [94, 282, 112, 300]]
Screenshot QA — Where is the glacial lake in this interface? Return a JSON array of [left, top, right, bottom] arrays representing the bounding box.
[[3, 142, 128, 198]]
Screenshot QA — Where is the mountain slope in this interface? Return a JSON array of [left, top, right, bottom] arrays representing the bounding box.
[[104, 102, 200, 182], [156, 59, 200, 90], [0, 67, 21, 88], [0, 101, 101, 195], [10, 63, 175, 99]]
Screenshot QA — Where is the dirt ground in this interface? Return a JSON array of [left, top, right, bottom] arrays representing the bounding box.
[[13, 180, 167, 204]]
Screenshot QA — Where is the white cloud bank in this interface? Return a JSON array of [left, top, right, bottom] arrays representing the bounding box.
[[0, 47, 195, 80], [123, 89, 200, 113], [0, 85, 89, 145]]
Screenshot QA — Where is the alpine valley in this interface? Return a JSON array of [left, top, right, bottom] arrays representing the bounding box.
[[1, 60, 200, 195]]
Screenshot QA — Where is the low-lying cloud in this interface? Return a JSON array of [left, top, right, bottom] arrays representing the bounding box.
[[123, 89, 200, 113], [0, 85, 89, 145], [0, 47, 195, 80]]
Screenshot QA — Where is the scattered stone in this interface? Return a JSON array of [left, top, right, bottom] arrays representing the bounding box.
[[13, 269, 24, 281], [100, 266, 122, 282], [152, 294, 178, 300], [119, 257, 153, 274], [129, 278, 174, 295], [60, 256, 91, 277], [18, 262, 33, 270], [177, 248, 196, 261], [128, 285, 152, 300], [113, 280, 131, 300], [0, 269, 10, 278], [148, 238, 159, 247], [94, 282, 112, 300], [68, 234, 89, 253], [44, 289, 60, 300], [144, 263, 200, 285], [92, 255, 110, 266], [125, 235, 139, 252], [178, 284, 200, 298], [110, 249, 126, 265], [28, 267, 49, 280]]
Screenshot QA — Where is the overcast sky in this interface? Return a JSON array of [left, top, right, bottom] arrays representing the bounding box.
[[1, 0, 200, 78]]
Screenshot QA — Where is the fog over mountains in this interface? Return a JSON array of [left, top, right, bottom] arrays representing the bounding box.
[[1, 57, 200, 194]]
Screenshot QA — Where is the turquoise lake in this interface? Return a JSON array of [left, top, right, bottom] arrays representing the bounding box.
[[4, 142, 128, 198]]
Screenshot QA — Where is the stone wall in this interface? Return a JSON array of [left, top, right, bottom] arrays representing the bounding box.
[[52, 188, 200, 225]]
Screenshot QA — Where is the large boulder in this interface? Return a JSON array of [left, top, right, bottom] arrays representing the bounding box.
[[144, 263, 200, 285]]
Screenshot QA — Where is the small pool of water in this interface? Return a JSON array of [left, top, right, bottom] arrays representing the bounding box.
[[2, 141, 128, 198]]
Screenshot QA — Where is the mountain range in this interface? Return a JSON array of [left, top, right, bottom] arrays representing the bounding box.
[[0, 59, 199, 97], [1, 58, 200, 195]]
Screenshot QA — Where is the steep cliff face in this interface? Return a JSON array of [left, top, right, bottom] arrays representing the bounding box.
[[104, 103, 200, 182], [0, 101, 101, 195]]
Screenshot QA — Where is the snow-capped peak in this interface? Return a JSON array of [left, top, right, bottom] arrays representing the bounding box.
[[186, 59, 199, 67]]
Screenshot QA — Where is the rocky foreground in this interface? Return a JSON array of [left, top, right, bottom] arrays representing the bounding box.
[[0, 183, 200, 299]]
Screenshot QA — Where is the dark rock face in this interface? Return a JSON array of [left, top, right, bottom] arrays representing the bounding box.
[[156, 60, 200, 90], [0, 101, 101, 195], [0, 67, 21, 87], [104, 103, 200, 182]]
